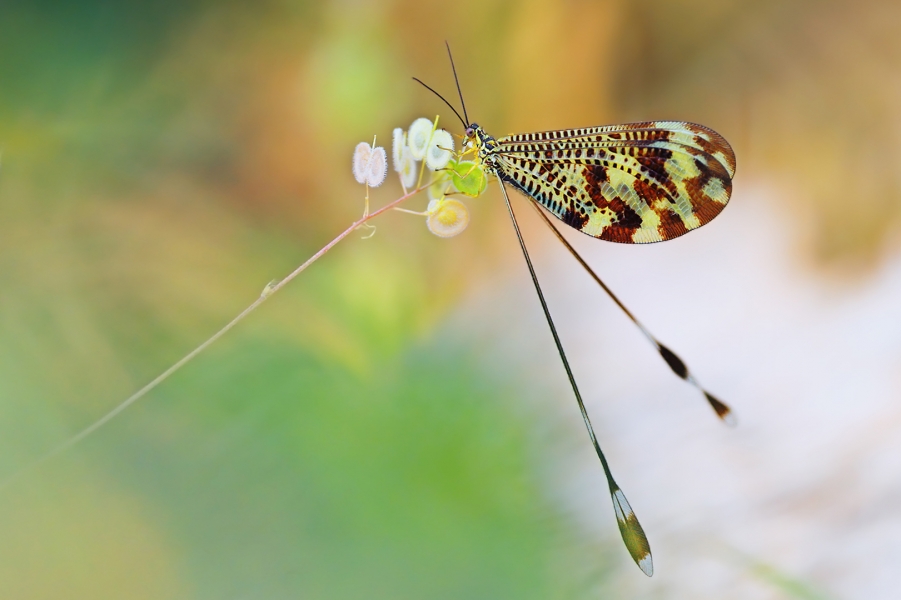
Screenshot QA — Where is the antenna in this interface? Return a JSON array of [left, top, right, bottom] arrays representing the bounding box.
[[445, 41, 469, 125], [411, 77, 467, 129]]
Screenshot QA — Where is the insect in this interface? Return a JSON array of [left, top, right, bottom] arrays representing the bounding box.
[[414, 45, 736, 577]]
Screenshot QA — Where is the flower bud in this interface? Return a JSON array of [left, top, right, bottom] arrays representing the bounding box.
[[426, 198, 470, 238]]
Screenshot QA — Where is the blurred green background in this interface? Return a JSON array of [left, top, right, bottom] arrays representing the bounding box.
[[2, 1, 901, 598]]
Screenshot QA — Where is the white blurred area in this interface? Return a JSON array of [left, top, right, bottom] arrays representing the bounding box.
[[463, 182, 901, 600]]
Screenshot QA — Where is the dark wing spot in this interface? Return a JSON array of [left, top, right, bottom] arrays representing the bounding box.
[[633, 178, 663, 204], [685, 124, 736, 175], [562, 207, 589, 230], [656, 207, 690, 240]]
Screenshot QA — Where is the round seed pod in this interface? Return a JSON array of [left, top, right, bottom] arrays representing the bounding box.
[[425, 129, 454, 171], [366, 146, 387, 187], [352, 142, 372, 184], [426, 198, 470, 238], [408, 117, 434, 161]]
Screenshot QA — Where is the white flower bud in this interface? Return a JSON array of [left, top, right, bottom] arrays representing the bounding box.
[[366, 146, 387, 187], [425, 129, 454, 171], [399, 146, 417, 189], [408, 117, 434, 161], [426, 198, 470, 238], [392, 128, 405, 173], [352, 142, 372, 184]]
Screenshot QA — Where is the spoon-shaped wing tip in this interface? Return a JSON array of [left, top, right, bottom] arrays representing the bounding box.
[[611, 487, 654, 577], [705, 392, 737, 427]]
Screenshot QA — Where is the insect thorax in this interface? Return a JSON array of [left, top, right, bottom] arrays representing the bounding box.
[[467, 123, 499, 174]]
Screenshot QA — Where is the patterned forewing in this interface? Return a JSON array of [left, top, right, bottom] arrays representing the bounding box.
[[492, 121, 735, 243]]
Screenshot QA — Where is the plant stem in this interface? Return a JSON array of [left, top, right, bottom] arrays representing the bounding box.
[[0, 184, 427, 490]]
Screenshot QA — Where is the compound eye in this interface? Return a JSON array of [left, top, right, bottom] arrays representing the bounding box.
[[465, 127, 473, 137]]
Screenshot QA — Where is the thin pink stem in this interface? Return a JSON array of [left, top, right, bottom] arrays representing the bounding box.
[[0, 184, 427, 490]]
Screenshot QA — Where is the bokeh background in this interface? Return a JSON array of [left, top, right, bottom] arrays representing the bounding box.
[[2, 1, 900, 598]]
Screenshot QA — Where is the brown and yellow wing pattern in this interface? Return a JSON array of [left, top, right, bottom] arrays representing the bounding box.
[[489, 121, 736, 243]]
